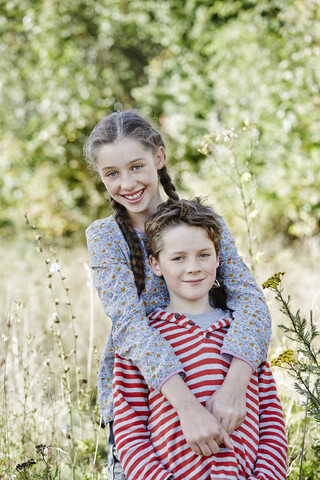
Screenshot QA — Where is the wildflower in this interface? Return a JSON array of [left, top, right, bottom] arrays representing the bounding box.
[[15, 459, 36, 471], [62, 424, 71, 439], [49, 262, 60, 273], [241, 172, 252, 183], [35, 444, 48, 454], [262, 272, 285, 290], [271, 349, 296, 367]]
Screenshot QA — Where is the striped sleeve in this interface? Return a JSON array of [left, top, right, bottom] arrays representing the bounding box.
[[113, 354, 173, 480], [248, 362, 287, 480]]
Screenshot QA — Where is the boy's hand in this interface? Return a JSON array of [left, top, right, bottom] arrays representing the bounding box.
[[177, 400, 234, 456], [206, 357, 253, 434]]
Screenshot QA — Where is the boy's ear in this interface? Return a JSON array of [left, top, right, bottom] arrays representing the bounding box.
[[149, 255, 162, 277], [155, 146, 165, 170]]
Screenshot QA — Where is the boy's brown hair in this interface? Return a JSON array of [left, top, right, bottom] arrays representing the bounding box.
[[145, 198, 227, 309]]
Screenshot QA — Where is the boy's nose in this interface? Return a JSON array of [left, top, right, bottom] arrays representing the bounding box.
[[186, 259, 201, 273]]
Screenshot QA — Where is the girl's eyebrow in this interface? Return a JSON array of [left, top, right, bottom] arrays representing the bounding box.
[[101, 157, 145, 172]]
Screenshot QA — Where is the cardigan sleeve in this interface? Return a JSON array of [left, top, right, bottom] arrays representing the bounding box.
[[113, 355, 174, 480], [216, 217, 272, 370], [86, 218, 184, 393], [247, 362, 288, 479]]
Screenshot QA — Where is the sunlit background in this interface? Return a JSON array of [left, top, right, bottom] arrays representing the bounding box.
[[1, 1, 319, 478]]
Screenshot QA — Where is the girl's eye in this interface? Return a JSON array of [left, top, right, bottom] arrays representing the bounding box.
[[106, 171, 118, 178], [199, 253, 210, 258], [172, 256, 183, 261]]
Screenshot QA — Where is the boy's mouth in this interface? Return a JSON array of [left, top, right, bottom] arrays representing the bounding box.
[[183, 279, 204, 284]]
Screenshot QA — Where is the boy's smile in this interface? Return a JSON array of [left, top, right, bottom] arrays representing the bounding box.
[[150, 224, 219, 314]]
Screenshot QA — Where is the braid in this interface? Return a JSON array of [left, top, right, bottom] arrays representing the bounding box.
[[158, 165, 179, 201], [85, 110, 180, 296], [111, 198, 146, 296]]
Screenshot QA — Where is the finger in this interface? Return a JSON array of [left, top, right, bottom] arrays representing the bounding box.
[[222, 431, 234, 450], [226, 422, 235, 435], [206, 438, 220, 455], [189, 442, 202, 456], [234, 414, 246, 430], [219, 415, 229, 432], [199, 442, 215, 457]]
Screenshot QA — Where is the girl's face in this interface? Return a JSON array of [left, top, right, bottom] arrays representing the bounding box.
[[96, 138, 165, 230], [150, 224, 219, 314]]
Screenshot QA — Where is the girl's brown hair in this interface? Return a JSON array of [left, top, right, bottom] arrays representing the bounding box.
[[145, 198, 227, 309], [84, 110, 179, 296]]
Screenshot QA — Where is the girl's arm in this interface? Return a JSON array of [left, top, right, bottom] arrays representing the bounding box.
[[217, 216, 271, 369], [207, 215, 272, 432], [206, 357, 252, 433], [86, 217, 184, 398]]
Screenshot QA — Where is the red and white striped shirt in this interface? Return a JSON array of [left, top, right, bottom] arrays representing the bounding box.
[[113, 309, 287, 480]]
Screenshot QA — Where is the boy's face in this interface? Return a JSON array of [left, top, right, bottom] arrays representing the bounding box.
[[150, 224, 219, 313]]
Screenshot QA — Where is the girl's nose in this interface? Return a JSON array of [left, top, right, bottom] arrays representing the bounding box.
[[120, 173, 136, 191]]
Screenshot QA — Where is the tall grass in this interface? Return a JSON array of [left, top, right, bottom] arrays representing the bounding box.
[[1, 227, 110, 479]]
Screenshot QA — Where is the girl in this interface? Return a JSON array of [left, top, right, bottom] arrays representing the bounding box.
[[84, 111, 271, 476], [112, 198, 287, 480]]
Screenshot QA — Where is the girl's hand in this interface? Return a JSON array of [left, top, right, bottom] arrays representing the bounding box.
[[206, 357, 253, 434], [160, 374, 233, 456], [177, 400, 233, 456], [206, 383, 247, 434]]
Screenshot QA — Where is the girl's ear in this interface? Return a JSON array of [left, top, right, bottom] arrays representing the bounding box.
[[155, 146, 165, 170], [216, 255, 219, 268], [149, 255, 163, 277]]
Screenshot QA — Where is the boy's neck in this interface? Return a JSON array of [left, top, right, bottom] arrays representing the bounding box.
[[165, 297, 214, 315]]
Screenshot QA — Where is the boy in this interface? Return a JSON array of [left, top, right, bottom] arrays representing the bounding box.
[[112, 199, 287, 480]]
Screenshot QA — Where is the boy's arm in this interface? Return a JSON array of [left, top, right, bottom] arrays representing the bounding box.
[[113, 355, 173, 480], [247, 362, 288, 480]]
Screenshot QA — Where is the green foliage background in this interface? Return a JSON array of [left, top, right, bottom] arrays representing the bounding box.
[[1, 0, 319, 241]]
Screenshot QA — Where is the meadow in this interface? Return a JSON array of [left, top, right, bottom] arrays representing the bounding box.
[[2, 1, 320, 478], [1, 221, 319, 479]]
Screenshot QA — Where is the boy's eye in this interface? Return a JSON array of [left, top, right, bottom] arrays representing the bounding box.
[[132, 164, 143, 171]]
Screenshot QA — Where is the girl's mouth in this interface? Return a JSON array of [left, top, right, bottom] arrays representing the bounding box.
[[122, 189, 145, 202]]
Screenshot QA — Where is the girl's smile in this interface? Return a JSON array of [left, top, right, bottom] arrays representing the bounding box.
[[96, 139, 165, 230]]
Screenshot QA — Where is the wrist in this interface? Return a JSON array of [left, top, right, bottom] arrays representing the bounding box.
[[160, 374, 199, 411], [224, 357, 253, 390]]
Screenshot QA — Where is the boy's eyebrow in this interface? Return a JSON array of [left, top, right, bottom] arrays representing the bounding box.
[[169, 247, 215, 255], [100, 157, 146, 171]]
